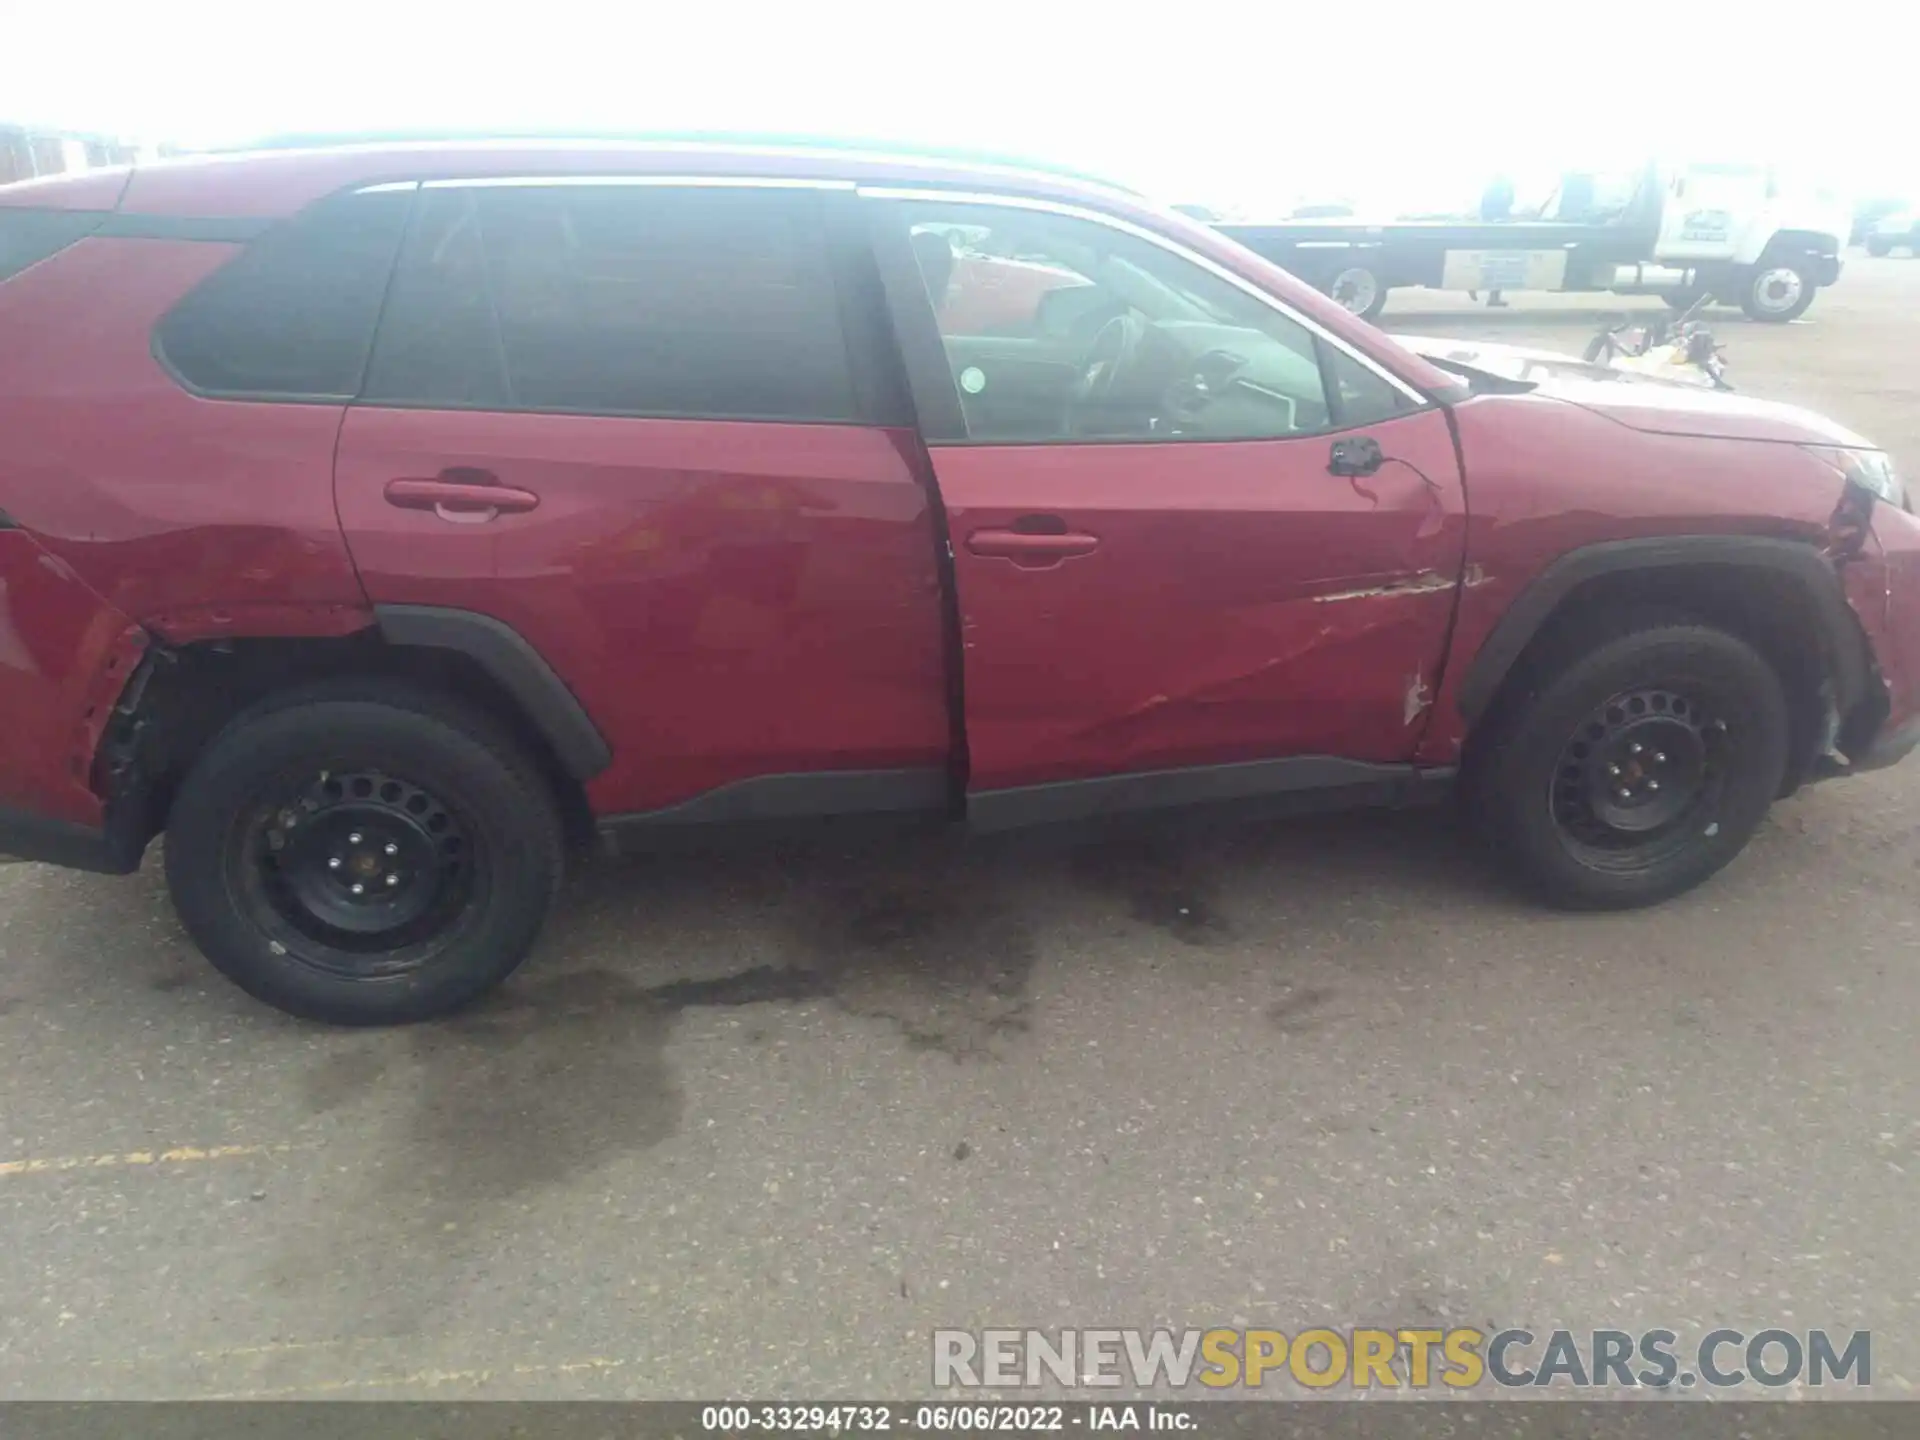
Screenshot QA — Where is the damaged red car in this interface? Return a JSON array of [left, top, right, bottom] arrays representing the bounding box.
[[2, 140, 1916, 1024]]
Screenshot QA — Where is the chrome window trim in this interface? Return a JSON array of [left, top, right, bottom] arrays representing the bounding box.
[[417, 175, 856, 192], [856, 185, 1428, 405], [353, 180, 420, 195]]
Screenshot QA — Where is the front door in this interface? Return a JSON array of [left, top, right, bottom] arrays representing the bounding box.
[[866, 192, 1466, 822]]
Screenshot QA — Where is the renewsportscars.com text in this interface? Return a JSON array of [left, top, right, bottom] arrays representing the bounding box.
[[933, 1327, 1872, 1390]]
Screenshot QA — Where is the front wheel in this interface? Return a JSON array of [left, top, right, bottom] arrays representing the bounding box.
[[1324, 264, 1388, 322], [1739, 261, 1818, 322], [1471, 620, 1788, 909], [164, 684, 564, 1024]]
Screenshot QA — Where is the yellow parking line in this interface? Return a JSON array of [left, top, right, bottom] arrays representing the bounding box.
[[0, 1143, 305, 1178]]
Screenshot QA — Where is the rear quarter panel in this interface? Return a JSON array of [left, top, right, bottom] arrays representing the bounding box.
[[0, 236, 370, 644], [0, 530, 144, 824]]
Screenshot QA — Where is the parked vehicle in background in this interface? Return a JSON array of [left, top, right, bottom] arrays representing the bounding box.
[[1865, 212, 1919, 257], [1851, 196, 1909, 246], [1215, 160, 1848, 323], [2, 140, 1916, 1025]]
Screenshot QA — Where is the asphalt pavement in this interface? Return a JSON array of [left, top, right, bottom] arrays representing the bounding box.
[[3, 259, 1918, 1402]]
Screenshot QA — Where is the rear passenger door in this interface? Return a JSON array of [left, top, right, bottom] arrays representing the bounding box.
[[335, 179, 951, 821]]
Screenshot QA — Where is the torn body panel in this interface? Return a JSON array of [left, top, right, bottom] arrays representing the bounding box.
[[1841, 501, 1920, 769], [0, 529, 147, 828]]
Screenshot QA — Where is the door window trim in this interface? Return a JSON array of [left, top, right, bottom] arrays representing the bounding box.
[[856, 185, 1433, 445]]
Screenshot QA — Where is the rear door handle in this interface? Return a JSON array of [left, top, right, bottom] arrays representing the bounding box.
[[384, 476, 540, 524], [966, 527, 1100, 565]]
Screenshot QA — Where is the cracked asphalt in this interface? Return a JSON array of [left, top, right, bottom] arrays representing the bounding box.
[[2, 259, 1918, 1404]]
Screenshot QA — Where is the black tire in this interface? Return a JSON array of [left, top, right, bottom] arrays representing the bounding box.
[[1865, 237, 1891, 258], [1738, 260, 1818, 323], [1471, 619, 1788, 910], [164, 683, 564, 1024], [1324, 264, 1388, 322]]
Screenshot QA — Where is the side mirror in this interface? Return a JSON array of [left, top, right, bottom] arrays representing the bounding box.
[[1328, 436, 1384, 478]]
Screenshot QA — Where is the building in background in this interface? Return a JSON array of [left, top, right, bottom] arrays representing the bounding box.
[[0, 124, 156, 184]]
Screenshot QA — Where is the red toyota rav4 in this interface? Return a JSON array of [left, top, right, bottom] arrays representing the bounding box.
[[3, 140, 1917, 1025]]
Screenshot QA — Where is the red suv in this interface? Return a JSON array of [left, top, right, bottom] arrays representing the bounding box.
[[3, 140, 1916, 1024]]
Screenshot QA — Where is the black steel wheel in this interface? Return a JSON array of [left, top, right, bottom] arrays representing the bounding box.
[[244, 769, 474, 970], [166, 683, 563, 1024], [1547, 687, 1722, 874], [1471, 619, 1788, 909]]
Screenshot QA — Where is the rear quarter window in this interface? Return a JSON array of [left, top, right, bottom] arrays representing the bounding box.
[[154, 188, 411, 401], [0, 209, 106, 283]]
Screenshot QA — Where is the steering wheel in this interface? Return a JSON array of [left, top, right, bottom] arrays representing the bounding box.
[[1068, 312, 1151, 434]]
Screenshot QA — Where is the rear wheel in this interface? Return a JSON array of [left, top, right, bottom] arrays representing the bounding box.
[[1739, 260, 1817, 322], [164, 684, 563, 1024], [1865, 237, 1892, 258], [1472, 620, 1788, 909], [1324, 264, 1388, 322]]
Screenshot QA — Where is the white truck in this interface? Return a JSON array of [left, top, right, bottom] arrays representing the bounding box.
[[1215, 161, 1849, 323]]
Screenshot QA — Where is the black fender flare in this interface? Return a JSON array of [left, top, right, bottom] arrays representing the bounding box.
[[1456, 535, 1875, 726], [373, 605, 611, 781]]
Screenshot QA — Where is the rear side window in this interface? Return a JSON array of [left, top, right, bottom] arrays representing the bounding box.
[[155, 188, 411, 400], [0, 209, 105, 283], [364, 183, 859, 422]]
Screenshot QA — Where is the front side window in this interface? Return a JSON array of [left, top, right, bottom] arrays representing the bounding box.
[[892, 199, 1415, 445], [364, 183, 859, 423]]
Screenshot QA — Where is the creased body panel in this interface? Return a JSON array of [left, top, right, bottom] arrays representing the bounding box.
[[0, 237, 372, 636], [334, 410, 952, 816], [1421, 392, 1854, 766], [0, 532, 141, 825], [933, 407, 1467, 792]]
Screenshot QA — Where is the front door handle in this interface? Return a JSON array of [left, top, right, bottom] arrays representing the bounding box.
[[966, 527, 1100, 565], [384, 476, 540, 524]]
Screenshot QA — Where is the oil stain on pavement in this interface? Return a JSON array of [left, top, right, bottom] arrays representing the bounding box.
[[279, 840, 1041, 1328]]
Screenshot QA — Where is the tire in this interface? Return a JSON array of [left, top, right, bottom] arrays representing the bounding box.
[[164, 683, 564, 1024], [1865, 237, 1891, 258], [1324, 264, 1388, 322], [1471, 618, 1789, 910], [1739, 260, 1818, 322]]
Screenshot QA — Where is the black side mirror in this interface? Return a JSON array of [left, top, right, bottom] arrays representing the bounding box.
[[1328, 436, 1384, 477]]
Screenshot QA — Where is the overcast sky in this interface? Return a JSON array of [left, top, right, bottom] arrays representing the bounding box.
[[4, 0, 1913, 212]]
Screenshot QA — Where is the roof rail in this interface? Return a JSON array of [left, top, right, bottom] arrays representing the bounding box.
[[194, 129, 1139, 194]]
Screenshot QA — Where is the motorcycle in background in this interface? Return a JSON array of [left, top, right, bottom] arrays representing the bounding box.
[[1583, 295, 1733, 389]]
